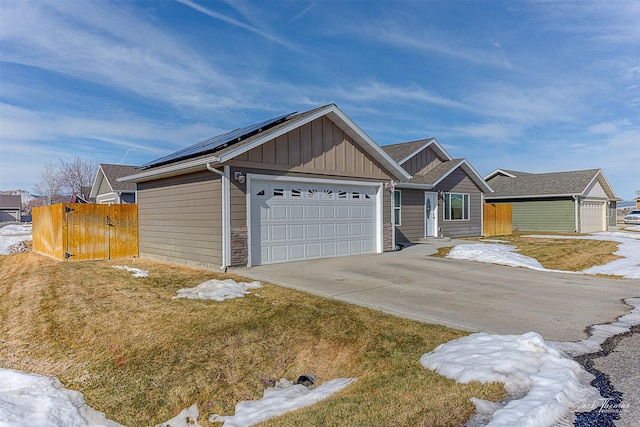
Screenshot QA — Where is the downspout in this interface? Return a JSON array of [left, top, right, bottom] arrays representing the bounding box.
[[481, 192, 485, 237], [207, 163, 229, 271], [389, 180, 397, 251], [573, 195, 579, 233]]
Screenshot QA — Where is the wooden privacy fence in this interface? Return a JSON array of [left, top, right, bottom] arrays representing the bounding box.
[[33, 203, 138, 261], [483, 203, 512, 237]]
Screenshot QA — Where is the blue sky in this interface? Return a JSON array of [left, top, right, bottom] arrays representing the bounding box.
[[1, 0, 639, 199]]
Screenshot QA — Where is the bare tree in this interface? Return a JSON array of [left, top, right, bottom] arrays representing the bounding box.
[[33, 162, 62, 206], [58, 156, 97, 200]]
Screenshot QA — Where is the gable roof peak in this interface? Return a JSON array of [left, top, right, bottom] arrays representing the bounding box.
[[485, 167, 618, 200], [381, 137, 451, 164], [120, 103, 411, 183]]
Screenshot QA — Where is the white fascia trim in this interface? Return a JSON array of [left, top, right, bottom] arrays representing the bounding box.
[[484, 169, 518, 180], [217, 105, 411, 181], [89, 166, 105, 198], [118, 156, 221, 182], [394, 182, 434, 190], [397, 138, 452, 165], [582, 170, 619, 200], [485, 193, 579, 200], [460, 160, 494, 193]]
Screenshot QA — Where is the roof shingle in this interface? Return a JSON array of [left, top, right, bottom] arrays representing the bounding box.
[[486, 169, 612, 198]]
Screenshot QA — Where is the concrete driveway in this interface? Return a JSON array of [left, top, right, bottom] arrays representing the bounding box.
[[234, 241, 639, 342]]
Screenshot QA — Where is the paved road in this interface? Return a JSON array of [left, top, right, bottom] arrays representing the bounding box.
[[235, 240, 639, 342]]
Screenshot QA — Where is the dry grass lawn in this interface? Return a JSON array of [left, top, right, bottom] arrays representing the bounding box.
[[0, 252, 504, 427], [434, 232, 621, 272]]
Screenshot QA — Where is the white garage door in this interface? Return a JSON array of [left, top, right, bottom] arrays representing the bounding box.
[[580, 201, 605, 233], [250, 179, 378, 265]]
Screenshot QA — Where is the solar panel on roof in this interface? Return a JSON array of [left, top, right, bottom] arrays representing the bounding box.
[[143, 112, 295, 168]]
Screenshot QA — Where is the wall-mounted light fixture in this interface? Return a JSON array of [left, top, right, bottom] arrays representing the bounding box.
[[234, 172, 246, 184]]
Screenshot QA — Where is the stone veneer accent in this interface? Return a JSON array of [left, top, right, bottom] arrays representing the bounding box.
[[383, 222, 393, 252], [230, 226, 248, 266]]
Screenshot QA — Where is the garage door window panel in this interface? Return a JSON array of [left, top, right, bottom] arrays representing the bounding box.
[[250, 179, 379, 265]]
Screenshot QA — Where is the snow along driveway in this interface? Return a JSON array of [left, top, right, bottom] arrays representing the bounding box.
[[2, 225, 639, 426], [447, 229, 640, 279]]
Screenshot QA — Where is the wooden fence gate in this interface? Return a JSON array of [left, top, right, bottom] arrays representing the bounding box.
[[483, 203, 512, 237], [33, 203, 138, 261]]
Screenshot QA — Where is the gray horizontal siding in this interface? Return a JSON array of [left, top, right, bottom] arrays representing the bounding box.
[[137, 170, 222, 268], [437, 169, 483, 238], [395, 189, 424, 244]]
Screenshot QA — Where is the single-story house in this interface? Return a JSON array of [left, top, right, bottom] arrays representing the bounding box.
[[484, 169, 620, 233], [90, 164, 138, 204], [120, 104, 413, 269], [381, 139, 493, 243], [0, 194, 22, 222]]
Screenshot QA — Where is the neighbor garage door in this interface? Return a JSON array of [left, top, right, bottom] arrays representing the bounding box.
[[249, 179, 379, 265], [580, 201, 605, 233]]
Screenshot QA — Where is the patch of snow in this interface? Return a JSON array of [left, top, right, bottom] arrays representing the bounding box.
[[210, 378, 357, 427], [0, 223, 32, 255], [173, 279, 262, 301], [447, 230, 640, 279], [446, 243, 552, 271], [624, 224, 640, 232], [527, 232, 640, 279], [0, 368, 355, 427], [0, 368, 125, 427], [112, 265, 149, 278], [0, 224, 32, 236], [420, 332, 601, 427]]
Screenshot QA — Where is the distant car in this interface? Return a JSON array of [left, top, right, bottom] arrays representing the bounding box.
[[624, 210, 640, 224]]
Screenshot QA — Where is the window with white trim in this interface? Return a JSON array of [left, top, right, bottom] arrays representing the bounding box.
[[393, 190, 401, 225], [444, 193, 469, 220]]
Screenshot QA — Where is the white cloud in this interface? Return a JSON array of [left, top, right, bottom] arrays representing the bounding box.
[[588, 119, 633, 135], [0, 1, 236, 109], [333, 81, 465, 109]]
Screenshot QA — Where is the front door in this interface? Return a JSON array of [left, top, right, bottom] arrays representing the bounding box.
[[425, 192, 437, 237]]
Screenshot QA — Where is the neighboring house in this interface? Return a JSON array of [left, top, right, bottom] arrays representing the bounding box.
[[636, 196, 640, 210], [381, 138, 492, 242], [485, 169, 620, 233], [0, 195, 22, 222], [70, 187, 95, 203], [90, 164, 138, 204], [120, 104, 411, 269]]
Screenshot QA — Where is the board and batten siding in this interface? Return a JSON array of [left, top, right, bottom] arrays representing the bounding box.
[[438, 169, 483, 238], [137, 170, 223, 269], [401, 146, 445, 177], [231, 116, 390, 180], [395, 189, 425, 244], [492, 198, 575, 232], [584, 178, 608, 199]]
